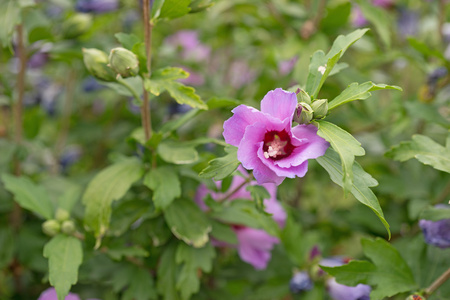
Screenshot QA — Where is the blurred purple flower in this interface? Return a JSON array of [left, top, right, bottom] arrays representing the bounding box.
[[290, 271, 314, 293], [82, 77, 105, 92], [195, 167, 286, 269], [223, 88, 329, 185], [397, 8, 419, 38], [228, 60, 257, 89], [178, 66, 205, 86], [327, 278, 371, 300], [165, 30, 211, 62], [351, 6, 368, 27], [278, 56, 298, 76], [419, 205, 450, 248], [38, 288, 81, 300], [59, 146, 82, 172], [75, 0, 119, 13]]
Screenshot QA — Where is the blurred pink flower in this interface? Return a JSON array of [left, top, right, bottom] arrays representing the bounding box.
[[278, 56, 298, 76], [228, 60, 257, 89], [37, 288, 80, 300], [165, 30, 211, 62], [223, 88, 329, 185], [178, 66, 205, 86]]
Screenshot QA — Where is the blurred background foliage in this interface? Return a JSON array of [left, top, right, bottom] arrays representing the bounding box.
[[0, 0, 449, 299]]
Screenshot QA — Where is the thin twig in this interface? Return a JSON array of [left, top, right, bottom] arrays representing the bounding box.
[[217, 173, 254, 203], [424, 267, 450, 298], [434, 181, 450, 205], [141, 0, 153, 141]]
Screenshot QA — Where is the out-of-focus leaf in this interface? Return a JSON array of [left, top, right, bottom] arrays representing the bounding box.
[[159, 109, 200, 136], [408, 37, 446, 61], [328, 82, 402, 110], [316, 120, 365, 193], [175, 242, 216, 300], [321, 238, 417, 300], [189, 0, 214, 13], [385, 134, 450, 173], [157, 140, 199, 165], [157, 243, 181, 300], [43, 234, 83, 300], [356, 0, 391, 47], [2, 174, 54, 220], [316, 149, 390, 238], [111, 264, 157, 300], [404, 102, 450, 129], [164, 198, 211, 248], [246, 185, 270, 213], [210, 220, 237, 244], [0, 0, 21, 50], [320, 2, 351, 34], [199, 146, 240, 180], [206, 97, 241, 109], [106, 245, 149, 261], [0, 228, 14, 269], [157, 0, 191, 20], [144, 166, 181, 209], [419, 206, 450, 221], [82, 158, 143, 247], [305, 28, 369, 98], [280, 216, 304, 266], [58, 185, 82, 214], [115, 32, 140, 50]]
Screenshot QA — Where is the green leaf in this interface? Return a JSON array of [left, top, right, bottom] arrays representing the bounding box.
[[122, 267, 157, 300], [419, 206, 450, 221], [316, 120, 365, 193], [385, 134, 450, 173], [164, 198, 211, 248], [210, 220, 237, 244], [144, 166, 181, 209], [280, 215, 304, 266], [175, 242, 216, 300], [2, 174, 54, 220], [157, 0, 191, 20], [407, 37, 446, 61], [157, 243, 181, 300], [328, 81, 402, 111], [199, 146, 240, 180], [321, 238, 417, 300], [0, 0, 21, 50], [43, 234, 83, 300], [206, 97, 241, 109], [106, 245, 149, 261], [0, 228, 14, 269], [316, 149, 390, 238], [144, 68, 207, 110], [246, 185, 271, 213], [356, 0, 391, 47], [157, 140, 199, 165], [362, 238, 417, 299], [115, 32, 140, 50], [82, 158, 143, 247], [405, 102, 450, 129], [159, 109, 200, 136], [58, 184, 82, 214]]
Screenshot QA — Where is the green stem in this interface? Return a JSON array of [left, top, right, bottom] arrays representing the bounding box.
[[117, 77, 142, 103], [141, 0, 153, 141], [217, 173, 254, 203], [423, 267, 450, 298]]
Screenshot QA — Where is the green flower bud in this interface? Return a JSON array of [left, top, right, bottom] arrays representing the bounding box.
[[62, 13, 93, 39], [293, 102, 313, 125], [296, 88, 311, 105], [61, 220, 76, 235], [42, 220, 60, 236], [82, 48, 117, 82], [311, 99, 328, 119], [108, 47, 140, 78], [55, 208, 70, 222]]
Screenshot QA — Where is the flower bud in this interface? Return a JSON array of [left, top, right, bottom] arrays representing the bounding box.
[[82, 48, 117, 82], [406, 294, 426, 300], [293, 102, 313, 125], [311, 99, 328, 119], [55, 208, 70, 222], [62, 13, 93, 39], [61, 220, 76, 235], [42, 220, 61, 236], [296, 88, 311, 104], [108, 47, 139, 78]]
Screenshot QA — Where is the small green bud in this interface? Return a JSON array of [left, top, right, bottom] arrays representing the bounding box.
[[82, 48, 117, 82], [293, 102, 313, 125], [61, 220, 76, 235], [55, 208, 70, 222], [62, 13, 93, 39], [296, 88, 311, 105], [108, 47, 140, 78], [311, 99, 328, 119], [42, 220, 60, 236]]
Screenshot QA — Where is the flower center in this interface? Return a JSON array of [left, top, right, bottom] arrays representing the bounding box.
[[263, 130, 294, 160]]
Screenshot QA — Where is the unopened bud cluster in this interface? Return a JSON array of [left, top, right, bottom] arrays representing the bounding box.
[[42, 208, 76, 236], [82, 47, 140, 81], [293, 89, 328, 124]]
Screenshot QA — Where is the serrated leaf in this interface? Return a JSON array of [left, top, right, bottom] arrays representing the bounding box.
[[316, 120, 365, 193], [158, 0, 191, 20], [157, 140, 199, 165], [144, 166, 181, 209], [320, 260, 375, 285], [385, 134, 450, 173], [115, 32, 140, 50], [175, 242, 216, 300], [2, 174, 54, 220], [164, 198, 211, 248], [82, 158, 143, 247], [144, 68, 207, 110], [316, 149, 390, 238], [305, 29, 369, 98], [157, 243, 181, 300], [328, 81, 402, 111], [199, 146, 240, 180], [43, 235, 83, 300], [362, 238, 417, 299]]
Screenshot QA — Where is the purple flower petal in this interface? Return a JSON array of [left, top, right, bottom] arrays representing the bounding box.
[[235, 227, 279, 270], [257, 147, 309, 179], [419, 219, 450, 248], [327, 278, 371, 300], [38, 288, 81, 300], [223, 105, 267, 147], [260, 88, 297, 122]]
